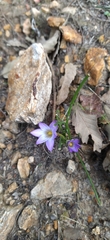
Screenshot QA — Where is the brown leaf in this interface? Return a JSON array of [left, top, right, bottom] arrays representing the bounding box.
[[59, 25, 82, 44], [72, 106, 102, 152], [47, 16, 65, 27], [84, 47, 108, 86], [57, 63, 77, 105], [79, 93, 102, 116]]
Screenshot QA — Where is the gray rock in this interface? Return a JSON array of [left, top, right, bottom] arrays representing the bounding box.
[[6, 43, 52, 125], [31, 170, 73, 204], [66, 159, 76, 174], [0, 204, 23, 240]]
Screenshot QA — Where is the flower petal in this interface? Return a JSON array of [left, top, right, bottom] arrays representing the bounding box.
[[31, 129, 43, 137], [36, 134, 48, 144], [73, 139, 80, 145], [39, 122, 50, 131], [46, 138, 54, 152], [49, 120, 58, 132]]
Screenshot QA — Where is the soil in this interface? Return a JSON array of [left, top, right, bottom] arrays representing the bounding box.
[[0, 0, 110, 240]]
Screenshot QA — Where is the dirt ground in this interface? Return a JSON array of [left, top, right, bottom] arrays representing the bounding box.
[[0, 0, 110, 240]]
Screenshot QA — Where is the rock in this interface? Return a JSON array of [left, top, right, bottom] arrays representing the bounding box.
[[6, 43, 52, 125], [47, 16, 65, 27], [0, 129, 13, 143], [5, 182, 18, 194], [22, 18, 31, 35], [11, 151, 21, 165], [63, 227, 83, 240], [0, 143, 6, 149], [17, 157, 30, 178], [3, 120, 20, 134], [84, 47, 108, 86], [50, 1, 61, 9], [18, 205, 40, 230], [0, 204, 23, 240], [31, 170, 73, 204], [28, 156, 34, 164], [59, 25, 82, 44], [66, 160, 76, 174], [0, 183, 3, 194], [91, 226, 101, 235]]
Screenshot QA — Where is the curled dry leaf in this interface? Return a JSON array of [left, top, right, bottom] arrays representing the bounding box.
[[47, 16, 65, 27], [84, 47, 108, 86], [59, 25, 82, 44], [57, 63, 77, 105], [40, 30, 60, 53], [72, 106, 102, 152]]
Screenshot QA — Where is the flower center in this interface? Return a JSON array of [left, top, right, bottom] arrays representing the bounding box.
[[46, 130, 52, 137], [68, 142, 73, 147]]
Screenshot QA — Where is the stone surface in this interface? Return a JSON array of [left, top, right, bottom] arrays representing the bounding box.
[[0, 204, 23, 240], [0, 129, 13, 143], [6, 43, 52, 125], [84, 47, 108, 86], [31, 170, 73, 204], [66, 160, 76, 174], [17, 157, 30, 178], [18, 205, 40, 230], [5, 182, 18, 193], [103, 150, 110, 172], [11, 151, 21, 165]]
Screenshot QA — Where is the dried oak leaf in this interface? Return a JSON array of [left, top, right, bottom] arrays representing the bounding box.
[[57, 63, 77, 105], [79, 93, 102, 117], [72, 106, 102, 152]]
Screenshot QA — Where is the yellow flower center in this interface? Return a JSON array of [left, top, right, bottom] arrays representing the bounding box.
[[46, 130, 52, 137], [68, 142, 73, 147]]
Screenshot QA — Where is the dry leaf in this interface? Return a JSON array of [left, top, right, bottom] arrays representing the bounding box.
[[84, 47, 108, 86], [59, 25, 82, 44], [40, 30, 60, 53], [79, 93, 102, 116], [57, 63, 77, 105], [72, 106, 102, 152], [47, 16, 65, 27], [101, 89, 110, 105]]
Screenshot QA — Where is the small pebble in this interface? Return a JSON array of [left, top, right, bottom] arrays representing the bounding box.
[[66, 160, 76, 174]]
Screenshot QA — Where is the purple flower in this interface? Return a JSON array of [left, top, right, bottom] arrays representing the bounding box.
[[68, 139, 80, 153], [30, 120, 58, 152]]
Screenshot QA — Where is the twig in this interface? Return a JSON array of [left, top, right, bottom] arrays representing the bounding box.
[[46, 55, 56, 121]]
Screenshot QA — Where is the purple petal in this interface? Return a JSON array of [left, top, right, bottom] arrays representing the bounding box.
[[49, 120, 58, 132], [39, 122, 50, 131], [46, 138, 54, 152], [36, 134, 48, 144], [31, 129, 43, 137], [73, 139, 80, 145]]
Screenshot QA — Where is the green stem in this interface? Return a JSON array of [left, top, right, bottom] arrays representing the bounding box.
[[76, 152, 101, 206], [57, 133, 66, 140], [66, 75, 89, 119]]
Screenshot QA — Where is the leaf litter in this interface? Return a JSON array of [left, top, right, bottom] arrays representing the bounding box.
[[72, 106, 102, 152], [57, 63, 77, 105]]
